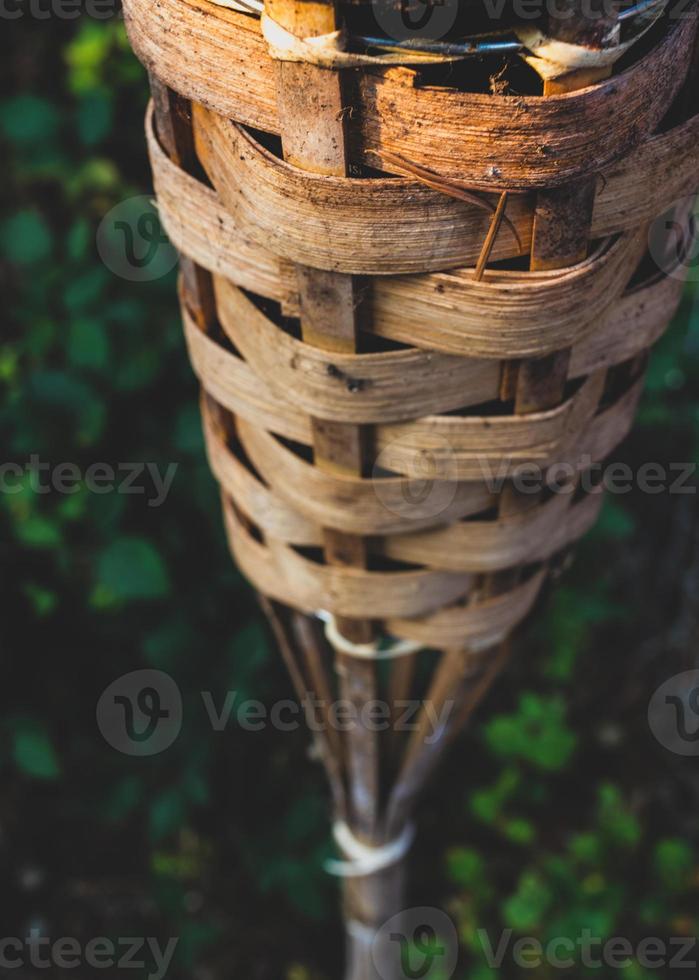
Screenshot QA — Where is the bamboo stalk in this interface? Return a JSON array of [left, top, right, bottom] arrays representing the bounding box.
[[265, 2, 400, 973]]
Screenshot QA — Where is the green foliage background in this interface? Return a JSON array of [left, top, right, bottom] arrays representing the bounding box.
[[2, 9, 699, 978]]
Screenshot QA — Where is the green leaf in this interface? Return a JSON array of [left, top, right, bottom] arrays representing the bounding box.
[[63, 267, 109, 313], [64, 22, 114, 94], [184, 769, 210, 806], [0, 211, 53, 265], [113, 348, 161, 391], [96, 537, 171, 601], [0, 346, 19, 383], [502, 871, 552, 932], [67, 158, 120, 195], [76, 91, 113, 147], [484, 693, 578, 772], [66, 219, 91, 262], [15, 515, 62, 549], [446, 847, 485, 888], [150, 787, 187, 841], [22, 583, 58, 616], [653, 838, 693, 889], [468, 967, 500, 980], [230, 619, 270, 671], [13, 724, 61, 780], [57, 489, 88, 522], [26, 370, 106, 446], [568, 832, 601, 864], [142, 618, 190, 668], [504, 818, 536, 845], [470, 768, 520, 825], [67, 318, 110, 370], [172, 404, 204, 454], [0, 96, 59, 145], [594, 499, 636, 540], [173, 921, 222, 970], [597, 783, 642, 849], [103, 775, 144, 822]]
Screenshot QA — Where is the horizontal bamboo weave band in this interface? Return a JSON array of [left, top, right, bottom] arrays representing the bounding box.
[[150, 107, 699, 357], [193, 104, 657, 278], [222, 495, 551, 645], [204, 366, 643, 628], [203, 415, 607, 569], [186, 281, 648, 452], [126, 0, 699, 188]]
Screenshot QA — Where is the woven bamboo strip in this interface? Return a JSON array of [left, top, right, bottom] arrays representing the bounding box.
[[213, 277, 500, 422], [225, 376, 642, 530], [203, 407, 605, 571], [184, 297, 661, 471], [150, 113, 698, 365], [127, 0, 698, 186], [150, 101, 699, 275]]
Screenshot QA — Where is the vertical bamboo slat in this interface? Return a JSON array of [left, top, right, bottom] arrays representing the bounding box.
[[265, 3, 396, 971]]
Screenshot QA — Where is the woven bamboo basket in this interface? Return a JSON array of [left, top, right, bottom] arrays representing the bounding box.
[[124, 0, 698, 973]]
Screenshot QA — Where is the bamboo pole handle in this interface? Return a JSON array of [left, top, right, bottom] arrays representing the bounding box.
[[266, 3, 399, 973]]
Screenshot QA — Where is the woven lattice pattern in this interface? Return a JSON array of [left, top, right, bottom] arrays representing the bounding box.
[[125, 0, 698, 651], [123, 1, 699, 962]]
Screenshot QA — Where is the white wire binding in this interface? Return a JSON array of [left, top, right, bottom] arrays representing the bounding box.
[[318, 611, 424, 660], [325, 821, 416, 878], [346, 919, 378, 947]]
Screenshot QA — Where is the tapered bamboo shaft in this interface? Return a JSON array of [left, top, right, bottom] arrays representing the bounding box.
[[266, 2, 405, 973]]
